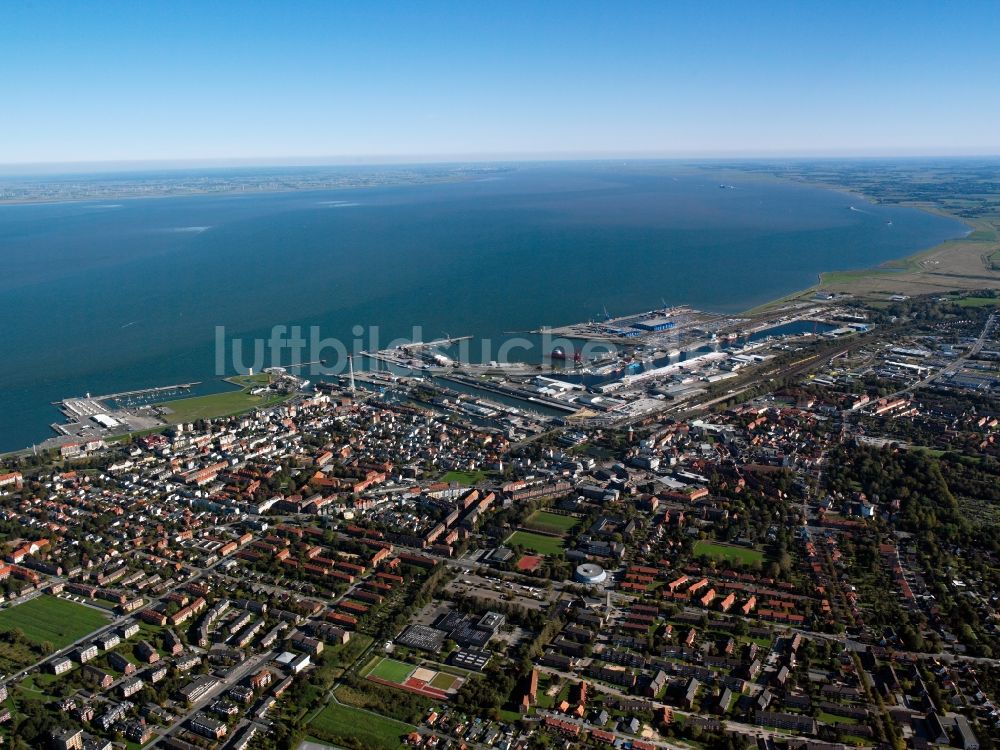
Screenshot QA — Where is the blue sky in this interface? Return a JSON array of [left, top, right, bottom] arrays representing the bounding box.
[[2, 0, 999, 164]]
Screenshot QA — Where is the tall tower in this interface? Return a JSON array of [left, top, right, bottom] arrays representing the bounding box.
[[348, 356, 356, 393]]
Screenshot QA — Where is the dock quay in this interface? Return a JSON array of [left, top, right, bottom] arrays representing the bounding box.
[[439, 374, 580, 413], [54, 382, 201, 409], [399, 335, 473, 349], [47, 381, 202, 443]]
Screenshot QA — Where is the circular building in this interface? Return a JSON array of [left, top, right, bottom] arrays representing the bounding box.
[[574, 562, 607, 584]]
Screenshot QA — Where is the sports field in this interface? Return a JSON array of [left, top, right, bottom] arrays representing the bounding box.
[[693, 540, 764, 566], [429, 671, 459, 690], [368, 657, 414, 683], [364, 656, 463, 699], [0, 595, 108, 648], [506, 530, 565, 555], [525, 510, 579, 534]]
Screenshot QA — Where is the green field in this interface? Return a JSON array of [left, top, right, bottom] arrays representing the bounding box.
[[507, 530, 565, 555], [439, 470, 486, 486], [967, 229, 998, 242], [309, 700, 414, 750], [429, 672, 458, 690], [693, 540, 764, 566], [525, 510, 579, 534], [226, 373, 272, 387], [817, 710, 858, 725], [368, 657, 414, 683], [0, 595, 108, 648], [157, 388, 290, 424], [955, 296, 999, 308]]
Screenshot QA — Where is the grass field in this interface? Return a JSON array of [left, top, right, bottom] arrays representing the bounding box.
[[157, 388, 289, 424], [955, 296, 999, 308], [817, 710, 857, 725], [507, 530, 565, 555], [439, 470, 486, 486], [525, 510, 579, 534], [693, 540, 764, 566], [0, 595, 108, 648], [309, 700, 413, 750], [967, 229, 998, 242], [429, 672, 458, 690], [226, 373, 272, 387], [368, 657, 414, 683]]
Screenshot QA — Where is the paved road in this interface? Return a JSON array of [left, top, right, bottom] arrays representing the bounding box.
[[0, 549, 233, 693], [535, 707, 692, 750], [147, 648, 275, 747], [879, 311, 996, 402], [532, 679, 810, 749]]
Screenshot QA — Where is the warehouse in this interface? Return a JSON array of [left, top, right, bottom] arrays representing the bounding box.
[[632, 317, 676, 332]]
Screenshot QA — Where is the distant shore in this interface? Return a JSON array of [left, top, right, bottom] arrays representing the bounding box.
[[0, 165, 501, 205], [729, 176, 997, 312]]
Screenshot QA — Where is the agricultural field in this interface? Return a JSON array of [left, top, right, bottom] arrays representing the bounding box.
[[693, 540, 764, 566], [308, 700, 414, 750], [506, 530, 565, 556], [524, 510, 580, 534], [0, 595, 108, 649], [955, 295, 999, 308]]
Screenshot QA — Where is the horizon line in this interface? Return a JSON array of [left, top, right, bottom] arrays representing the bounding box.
[[2, 148, 1000, 176]]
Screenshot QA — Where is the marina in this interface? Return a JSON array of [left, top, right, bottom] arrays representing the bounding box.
[[47, 382, 204, 443]]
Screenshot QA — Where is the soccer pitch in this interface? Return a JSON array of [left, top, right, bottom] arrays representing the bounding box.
[[368, 657, 414, 683], [0, 595, 109, 648], [525, 510, 579, 534]]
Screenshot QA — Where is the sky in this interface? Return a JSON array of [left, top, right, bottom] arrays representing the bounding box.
[[2, 0, 999, 165]]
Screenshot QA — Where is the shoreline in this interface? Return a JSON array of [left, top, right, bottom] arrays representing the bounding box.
[[2, 170, 996, 457], [736, 193, 993, 315], [0, 178, 469, 207], [0, 169, 494, 207]]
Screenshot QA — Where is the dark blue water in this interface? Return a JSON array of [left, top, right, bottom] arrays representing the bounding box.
[[0, 162, 967, 450], [746, 320, 838, 342]]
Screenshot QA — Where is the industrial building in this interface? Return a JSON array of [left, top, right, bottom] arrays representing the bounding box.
[[631, 317, 676, 332]]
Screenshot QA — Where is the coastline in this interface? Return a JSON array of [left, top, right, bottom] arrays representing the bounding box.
[[738, 198, 996, 315], [0, 170, 488, 207], [2, 168, 997, 456], [667, 162, 993, 313]]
